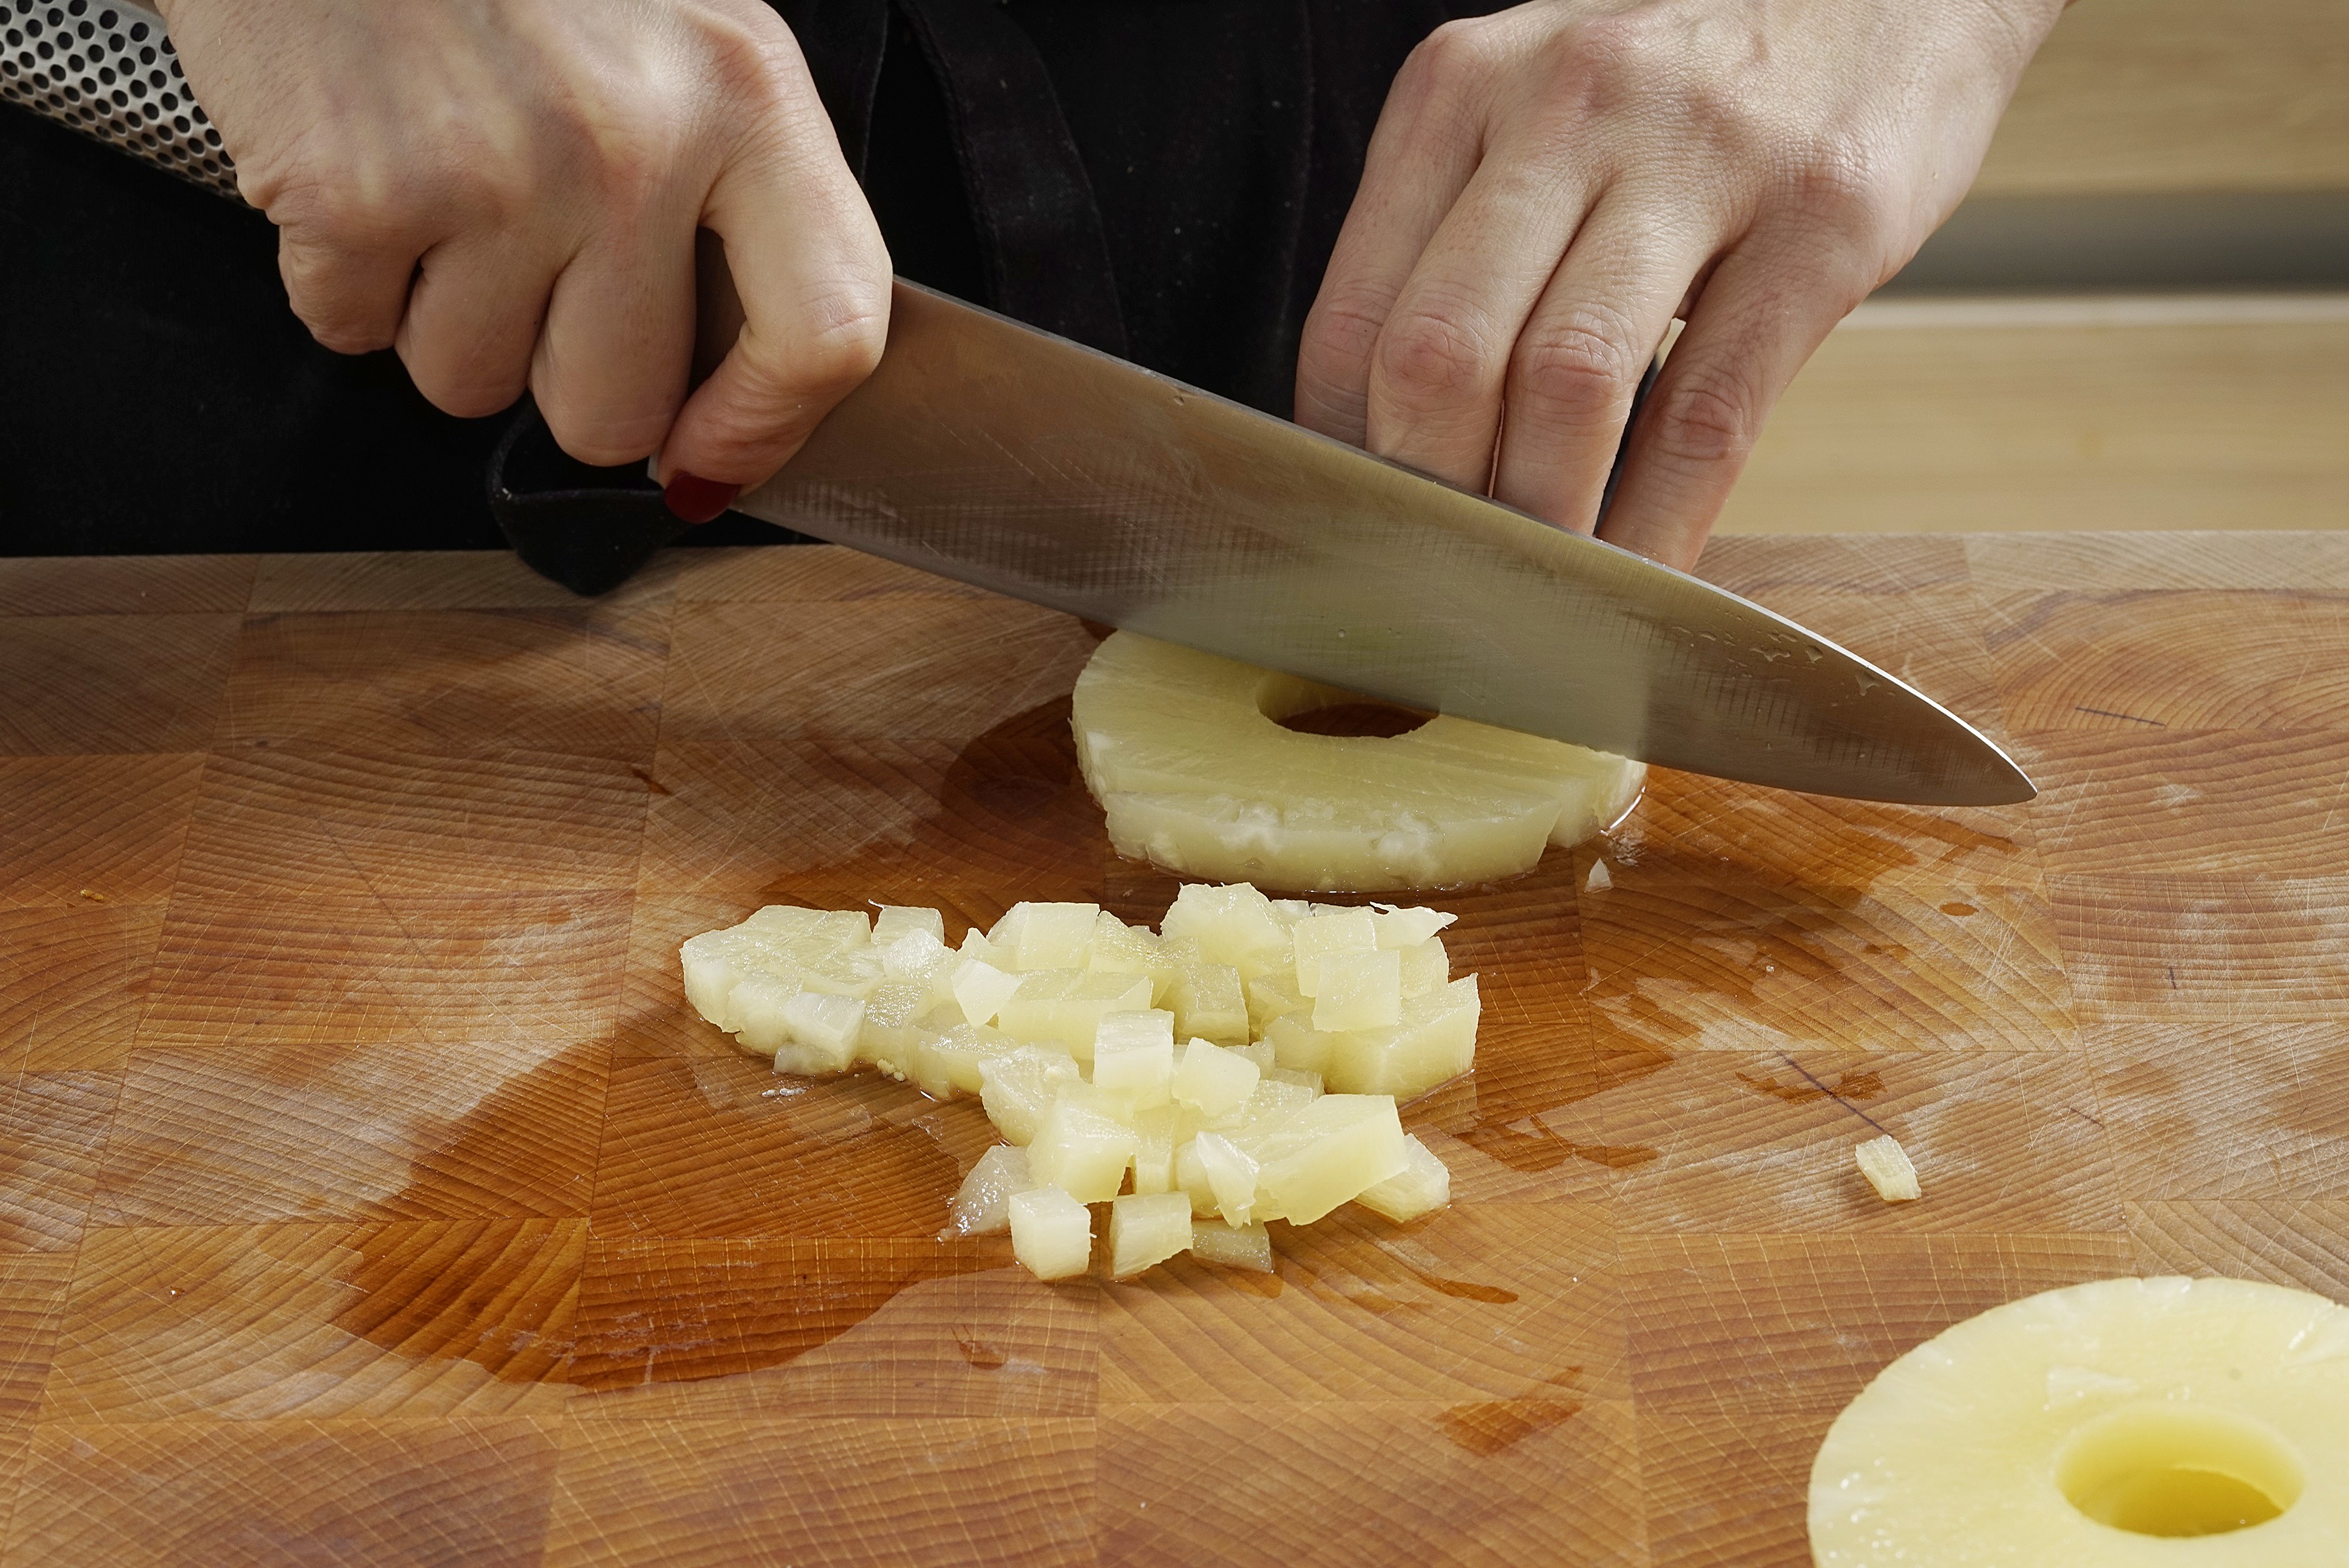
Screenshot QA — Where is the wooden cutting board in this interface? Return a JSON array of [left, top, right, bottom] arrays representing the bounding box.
[[1, 532, 2344, 1568]]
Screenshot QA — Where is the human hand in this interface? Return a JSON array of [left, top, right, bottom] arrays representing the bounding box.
[[1294, 0, 2065, 569], [157, 0, 891, 519]]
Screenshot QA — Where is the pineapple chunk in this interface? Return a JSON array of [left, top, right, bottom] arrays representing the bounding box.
[[775, 991, 865, 1075], [1108, 1191, 1195, 1278], [1243, 968, 1311, 1032], [1397, 938, 1450, 999], [1291, 908, 1379, 994], [871, 905, 946, 947], [996, 970, 1156, 1060], [1188, 1131, 1261, 1224], [1092, 1009, 1176, 1100], [1008, 1187, 1092, 1280], [1028, 1086, 1143, 1203], [1128, 1105, 1180, 1195], [1372, 905, 1457, 949], [1246, 1094, 1409, 1224], [1190, 1218, 1275, 1273], [1855, 1133, 1922, 1202], [1312, 948, 1403, 1031], [942, 1145, 1038, 1237], [1086, 912, 1162, 976], [978, 1046, 1081, 1145], [989, 902, 1101, 971], [1354, 1133, 1451, 1222], [1172, 1037, 1261, 1118], [1304, 975, 1481, 1099], [913, 1022, 1021, 1098], [1810, 1276, 2349, 1563], [858, 981, 934, 1079], [949, 957, 1022, 1028], [1164, 958, 1249, 1046], [1159, 883, 1291, 978], [1232, 1039, 1277, 1073], [1070, 632, 1644, 891]]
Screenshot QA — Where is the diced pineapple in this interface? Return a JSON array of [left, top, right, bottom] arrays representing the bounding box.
[[914, 1022, 1022, 1098], [1856, 1133, 1922, 1202], [1174, 1138, 1220, 1216], [1092, 1009, 1176, 1099], [1129, 1105, 1179, 1195], [1159, 882, 1291, 979], [1171, 1037, 1260, 1118], [950, 957, 1023, 1028], [1246, 1094, 1409, 1224], [942, 1145, 1038, 1237], [740, 905, 870, 945], [880, 927, 953, 983], [1322, 975, 1480, 1099], [1224, 1077, 1319, 1137], [1312, 948, 1402, 1031], [1232, 1039, 1276, 1073], [1086, 911, 1162, 976], [1189, 1218, 1275, 1273], [775, 991, 865, 1075], [1190, 1131, 1261, 1224], [1008, 1186, 1092, 1280], [1397, 938, 1450, 999], [989, 902, 1101, 971], [1261, 1013, 1333, 1078], [1372, 906, 1456, 949], [978, 1046, 1081, 1145], [1291, 908, 1379, 994], [871, 906, 946, 947], [726, 972, 804, 1057], [1265, 1066, 1323, 1094], [996, 970, 1156, 1059], [1354, 1134, 1451, 1222], [857, 981, 934, 1078], [1028, 1086, 1143, 1203], [679, 929, 754, 1028], [1165, 959, 1249, 1045], [1108, 1191, 1196, 1278], [1242, 968, 1310, 1032]]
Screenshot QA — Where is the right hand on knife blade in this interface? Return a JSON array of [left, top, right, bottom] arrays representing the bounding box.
[[156, 0, 891, 520]]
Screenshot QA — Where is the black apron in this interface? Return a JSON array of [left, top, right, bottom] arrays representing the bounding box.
[[0, 0, 1471, 589]]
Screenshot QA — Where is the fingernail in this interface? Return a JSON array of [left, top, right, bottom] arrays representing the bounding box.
[[663, 471, 740, 525]]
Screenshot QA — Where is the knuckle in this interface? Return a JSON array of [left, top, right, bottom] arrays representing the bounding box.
[[409, 357, 529, 423], [1647, 366, 1756, 469], [1300, 287, 1391, 382], [537, 399, 664, 467], [1512, 307, 1644, 421], [1372, 300, 1496, 413]]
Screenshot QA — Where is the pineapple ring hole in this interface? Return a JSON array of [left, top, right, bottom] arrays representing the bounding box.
[[2055, 1406, 2303, 1538], [1259, 676, 1432, 740]]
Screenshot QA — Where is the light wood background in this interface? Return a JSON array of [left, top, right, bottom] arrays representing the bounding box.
[[2, 536, 2344, 1565]]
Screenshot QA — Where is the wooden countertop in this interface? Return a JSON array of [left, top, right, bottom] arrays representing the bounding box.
[[2, 534, 2344, 1567]]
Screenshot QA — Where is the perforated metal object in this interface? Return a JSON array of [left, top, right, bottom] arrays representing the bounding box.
[[0, 0, 239, 198]]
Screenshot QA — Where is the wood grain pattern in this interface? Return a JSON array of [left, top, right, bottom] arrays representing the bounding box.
[[1, 540, 2342, 1566]]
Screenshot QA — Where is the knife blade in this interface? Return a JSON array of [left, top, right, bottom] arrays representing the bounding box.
[[737, 281, 2033, 807]]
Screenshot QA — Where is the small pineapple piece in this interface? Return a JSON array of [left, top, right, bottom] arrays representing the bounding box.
[[1172, 1037, 1261, 1119], [1129, 1105, 1180, 1195], [1243, 968, 1311, 1033], [1261, 1011, 1334, 1078], [978, 1047, 1081, 1145], [1165, 958, 1250, 1046], [1247, 1094, 1409, 1224], [1159, 882, 1291, 979], [1291, 908, 1379, 995], [1008, 1187, 1092, 1280], [1092, 1009, 1176, 1100], [1354, 1134, 1451, 1222], [942, 1145, 1039, 1237], [775, 991, 865, 1075], [1189, 1131, 1261, 1225], [1189, 1218, 1275, 1273], [871, 906, 946, 947], [989, 902, 1101, 971], [1856, 1133, 1922, 1202], [1086, 911, 1162, 977], [1233, 1039, 1276, 1073], [1322, 975, 1481, 1099], [1108, 1191, 1196, 1278], [1372, 906, 1456, 949], [913, 1022, 1022, 1098], [997, 970, 1157, 1059], [1397, 938, 1450, 999], [950, 958, 1022, 1028], [857, 981, 934, 1079], [1028, 1086, 1143, 1203], [1312, 948, 1403, 1031]]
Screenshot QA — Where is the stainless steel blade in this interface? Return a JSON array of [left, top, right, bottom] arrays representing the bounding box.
[[736, 281, 2034, 807]]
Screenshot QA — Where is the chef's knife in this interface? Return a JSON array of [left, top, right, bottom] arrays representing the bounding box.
[[12, 1, 2031, 805], [735, 281, 2033, 807]]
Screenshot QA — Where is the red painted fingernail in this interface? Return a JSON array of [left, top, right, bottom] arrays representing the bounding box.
[[663, 471, 740, 525]]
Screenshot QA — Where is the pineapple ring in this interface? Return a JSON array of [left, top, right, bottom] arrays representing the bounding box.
[[1809, 1276, 2349, 1566], [1071, 632, 1644, 892]]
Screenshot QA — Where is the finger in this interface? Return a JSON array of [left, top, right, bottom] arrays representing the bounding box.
[[277, 233, 416, 356], [1489, 195, 1712, 533], [1596, 233, 1869, 571], [1362, 138, 1598, 491], [1291, 23, 1488, 447], [530, 216, 698, 467], [395, 232, 559, 420], [656, 82, 890, 501]]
